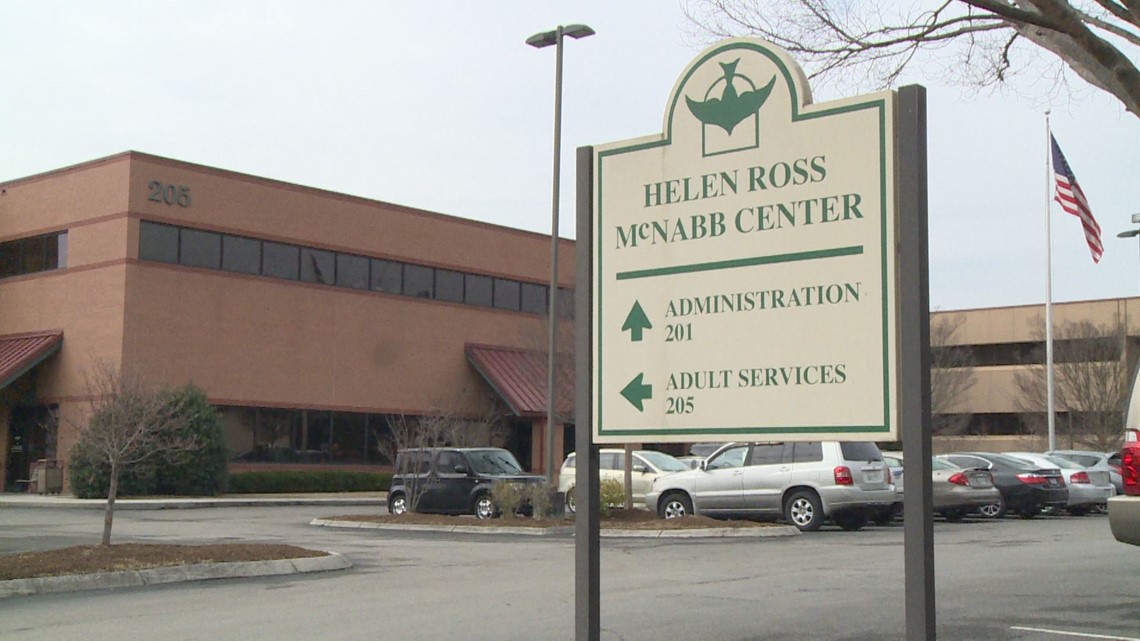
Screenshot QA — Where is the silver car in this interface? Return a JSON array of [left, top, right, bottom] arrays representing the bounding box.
[[881, 452, 1000, 522], [644, 441, 896, 531], [1047, 449, 1124, 495], [1007, 452, 1115, 515]]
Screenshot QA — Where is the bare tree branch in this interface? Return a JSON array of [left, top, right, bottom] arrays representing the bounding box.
[[685, 0, 1140, 115]]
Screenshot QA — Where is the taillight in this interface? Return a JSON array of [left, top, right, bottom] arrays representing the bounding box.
[[834, 466, 853, 485], [1016, 473, 1048, 485], [948, 472, 970, 486], [885, 467, 892, 485], [1069, 471, 1090, 484], [1124, 444, 1140, 496]]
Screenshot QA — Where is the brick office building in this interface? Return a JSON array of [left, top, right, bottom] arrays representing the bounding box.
[[0, 152, 575, 491]]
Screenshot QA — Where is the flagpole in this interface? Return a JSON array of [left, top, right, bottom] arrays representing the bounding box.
[[1045, 111, 1056, 451]]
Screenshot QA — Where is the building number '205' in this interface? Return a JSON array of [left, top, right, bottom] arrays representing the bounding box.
[[147, 181, 191, 207]]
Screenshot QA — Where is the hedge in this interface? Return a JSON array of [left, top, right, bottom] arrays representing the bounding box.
[[227, 470, 392, 494]]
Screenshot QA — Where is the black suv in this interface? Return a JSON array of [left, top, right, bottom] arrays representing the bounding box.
[[387, 447, 545, 519]]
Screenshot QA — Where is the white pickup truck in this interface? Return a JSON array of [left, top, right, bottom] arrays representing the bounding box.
[[1107, 429, 1139, 545]]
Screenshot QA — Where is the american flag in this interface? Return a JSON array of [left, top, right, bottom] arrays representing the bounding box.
[[1050, 134, 1102, 263]]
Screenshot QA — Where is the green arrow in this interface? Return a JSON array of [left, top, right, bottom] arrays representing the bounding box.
[[621, 300, 653, 342], [620, 373, 653, 412]]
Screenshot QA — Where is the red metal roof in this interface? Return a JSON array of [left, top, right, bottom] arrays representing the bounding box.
[[0, 330, 63, 390], [465, 343, 574, 419]]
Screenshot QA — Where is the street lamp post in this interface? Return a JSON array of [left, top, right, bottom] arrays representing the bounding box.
[[527, 24, 594, 482], [1117, 213, 1140, 293]]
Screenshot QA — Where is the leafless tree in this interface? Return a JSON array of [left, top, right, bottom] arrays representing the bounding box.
[[684, 0, 1140, 117], [1015, 318, 1130, 450], [77, 363, 198, 545], [931, 312, 978, 435]]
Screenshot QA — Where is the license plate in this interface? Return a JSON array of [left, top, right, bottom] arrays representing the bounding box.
[[1048, 478, 1059, 486], [865, 471, 883, 484]]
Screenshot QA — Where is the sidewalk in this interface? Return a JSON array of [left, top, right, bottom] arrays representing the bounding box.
[[0, 492, 387, 510]]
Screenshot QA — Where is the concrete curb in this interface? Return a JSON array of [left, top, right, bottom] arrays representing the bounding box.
[[0, 497, 386, 510], [309, 518, 575, 536], [0, 551, 351, 599], [310, 518, 799, 539]]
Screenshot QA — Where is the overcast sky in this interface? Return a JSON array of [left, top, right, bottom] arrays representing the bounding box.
[[3, 1, 1138, 312]]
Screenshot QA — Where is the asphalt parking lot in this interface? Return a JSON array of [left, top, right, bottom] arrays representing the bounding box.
[[1, 505, 1137, 641]]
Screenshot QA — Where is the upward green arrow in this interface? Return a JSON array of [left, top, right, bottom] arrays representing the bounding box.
[[621, 300, 652, 342], [620, 373, 653, 412]]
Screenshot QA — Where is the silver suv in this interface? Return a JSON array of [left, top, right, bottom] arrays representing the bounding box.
[[644, 441, 895, 531]]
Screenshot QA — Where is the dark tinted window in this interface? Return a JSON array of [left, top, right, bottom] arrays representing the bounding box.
[[839, 442, 882, 462], [336, 253, 369, 290], [435, 450, 466, 473], [0, 239, 22, 277], [179, 228, 221, 269], [300, 248, 335, 285], [791, 442, 824, 463], [436, 269, 464, 303], [494, 279, 521, 311], [403, 264, 434, 298], [749, 443, 785, 466], [520, 283, 546, 314], [371, 259, 402, 294], [139, 222, 179, 263], [22, 236, 47, 272], [263, 242, 299, 280], [464, 274, 493, 307], [222, 235, 261, 275]]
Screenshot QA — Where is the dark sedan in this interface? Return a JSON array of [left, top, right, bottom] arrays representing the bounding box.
[[937, 452, 1068, 518]]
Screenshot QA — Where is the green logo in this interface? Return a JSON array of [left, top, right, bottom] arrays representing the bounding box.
[[685, 59, 775, 156]]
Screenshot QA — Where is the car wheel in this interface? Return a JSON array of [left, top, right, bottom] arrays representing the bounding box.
[[784, 490, 824, 532], [835, 511, 868, 531], [658, 492, 693, 519], [941, 508, 965, 522], [388, 492, 408, 516], [977, 495, 1006, 519], [474, 494, 497, 520], [564, 486, 576, 514]]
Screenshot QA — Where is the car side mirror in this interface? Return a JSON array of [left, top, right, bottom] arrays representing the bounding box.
[[453, 465, 469, 474], [699, 460, 709, 471], [633, 464, 648, 474]]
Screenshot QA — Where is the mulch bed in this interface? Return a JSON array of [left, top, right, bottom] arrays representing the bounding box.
[[0, 543, 325, 581], [328, 509, 778, 530]]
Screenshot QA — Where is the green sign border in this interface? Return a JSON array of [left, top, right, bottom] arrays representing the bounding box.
[[594, 40, 893, 438]]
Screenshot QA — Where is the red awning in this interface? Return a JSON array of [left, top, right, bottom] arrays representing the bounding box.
[[465, 343, 574, 419], [0, 330, 63, 390]]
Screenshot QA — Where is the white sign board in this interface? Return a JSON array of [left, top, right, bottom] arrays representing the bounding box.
[[592, 38, 898, 443]]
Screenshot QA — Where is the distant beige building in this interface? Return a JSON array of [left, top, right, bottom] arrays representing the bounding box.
[[931, 298, 1139, 453]]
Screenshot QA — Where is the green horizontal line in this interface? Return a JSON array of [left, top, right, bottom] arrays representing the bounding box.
[[615, 245, 864, 281]]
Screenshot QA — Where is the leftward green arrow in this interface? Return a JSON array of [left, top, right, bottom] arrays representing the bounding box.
[[620, 373, 653, 412], [621, 300, 652, 342]]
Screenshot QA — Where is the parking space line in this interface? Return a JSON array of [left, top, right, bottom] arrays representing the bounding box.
[[1011, 625, 1140, 641]]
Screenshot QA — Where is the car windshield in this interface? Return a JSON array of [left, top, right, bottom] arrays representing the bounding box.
[[465, 449, 524, 476], [636, 451, 689, 472]]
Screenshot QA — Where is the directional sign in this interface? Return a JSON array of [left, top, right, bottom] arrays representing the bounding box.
[[592, 38, 898, 443]]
